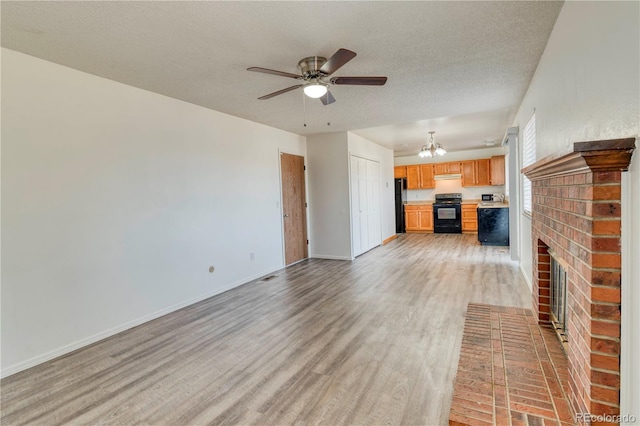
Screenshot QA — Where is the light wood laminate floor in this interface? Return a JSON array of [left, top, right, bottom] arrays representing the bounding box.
[[1, 234, 531, 425]]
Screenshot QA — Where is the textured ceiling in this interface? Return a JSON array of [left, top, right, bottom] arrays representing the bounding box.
[[1, 1, 563, 155]]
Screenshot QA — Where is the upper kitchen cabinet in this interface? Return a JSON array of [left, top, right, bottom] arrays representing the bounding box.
[[419, 164, 435, 188], [475, 159, 491, 186], [433, 161, 461, 175], [394, 166, 407, 179], [461, 160, 476, 186], [490, 155, 505, 186], [406, 164, 435, 189], [406, 165, 421, 189], [401, 156, 503, 188], [461, 159, 491, 187], [448, 161, 462, 174]]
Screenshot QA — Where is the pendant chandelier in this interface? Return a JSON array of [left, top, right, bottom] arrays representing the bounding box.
[[418, 131, 446, 158]]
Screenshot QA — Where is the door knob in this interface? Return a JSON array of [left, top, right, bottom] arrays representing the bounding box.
[[283, 214, 289, 218]]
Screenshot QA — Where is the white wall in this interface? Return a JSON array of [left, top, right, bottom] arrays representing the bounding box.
[[306, 132, 351, 260], [395, 147, 506, 201], [1, 49, 307, 376], [305, 131, 395, 259], [347, 132, 395, 243], [511, 2, 639, 419]]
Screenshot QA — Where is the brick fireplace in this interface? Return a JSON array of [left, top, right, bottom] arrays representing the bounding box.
[[523, 138, 635, 421]]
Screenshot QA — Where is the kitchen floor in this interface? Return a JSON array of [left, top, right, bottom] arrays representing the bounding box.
[[2, 234, 531, 425]]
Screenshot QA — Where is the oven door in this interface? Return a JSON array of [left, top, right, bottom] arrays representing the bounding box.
[[433, 204, 462, 233]]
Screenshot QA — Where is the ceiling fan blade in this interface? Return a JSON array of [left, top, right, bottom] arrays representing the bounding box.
[[258, 85, 303, 100], [247, 67, 301, 79], [319, 90, 336, 105], [319, 48, 357, 75], [331, 76, 388, 86]]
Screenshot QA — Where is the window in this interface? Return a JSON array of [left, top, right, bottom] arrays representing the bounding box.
[[522, 113, 536, 215]]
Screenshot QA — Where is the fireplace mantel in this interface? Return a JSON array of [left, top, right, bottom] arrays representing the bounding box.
[[523, 138, 635, 180]]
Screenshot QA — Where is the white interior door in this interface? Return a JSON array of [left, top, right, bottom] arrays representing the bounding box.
[[350, 156, 362, 257], [366, 160, 381, 247], [351, 155, 381, 257]]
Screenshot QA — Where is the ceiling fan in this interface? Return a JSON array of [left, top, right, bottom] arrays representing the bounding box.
[[247, 48, 387, 105]]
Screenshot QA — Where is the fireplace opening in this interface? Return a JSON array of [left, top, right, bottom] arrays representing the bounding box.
[[549, 252, 568, 342]]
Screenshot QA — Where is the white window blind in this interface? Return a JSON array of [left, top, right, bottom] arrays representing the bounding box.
[[522, 113, 536, 215]]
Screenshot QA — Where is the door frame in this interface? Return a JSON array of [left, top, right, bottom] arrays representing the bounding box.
[[278, 149, 310, 267], [348, 152, 383, 259]]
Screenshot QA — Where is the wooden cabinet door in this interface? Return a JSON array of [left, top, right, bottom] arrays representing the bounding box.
[[475, 159, 491, 186], [406, 165, 420, 189], [490, 156, 505, 186], [394, 166, 407, 179], [421, 207, 434, 231], [433, 163, 448, 175], [461, 204, 478, 232], [419, 164, 435, 188], [461, 160, 476, 186], [405, 208, 420, 231], [448, 161, 462, 174]]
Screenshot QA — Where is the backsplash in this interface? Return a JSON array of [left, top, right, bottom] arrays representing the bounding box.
[[406, 178, 504, 200]]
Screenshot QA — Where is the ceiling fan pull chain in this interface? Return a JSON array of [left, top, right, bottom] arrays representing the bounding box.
[[303, 91, 307, 127], [326, 94, 330, 126]]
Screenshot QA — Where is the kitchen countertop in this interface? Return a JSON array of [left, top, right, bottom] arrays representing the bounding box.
[[404, 199, 509, 207], [477, 201, 509, 209], [404, 200, 434, 205]]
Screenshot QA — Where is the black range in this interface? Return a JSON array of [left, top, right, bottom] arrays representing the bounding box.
[[433, 193, 462, 234]]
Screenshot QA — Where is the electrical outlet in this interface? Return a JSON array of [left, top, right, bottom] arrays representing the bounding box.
[[209, 266, 215, 273], [250, 252, 255, 261]]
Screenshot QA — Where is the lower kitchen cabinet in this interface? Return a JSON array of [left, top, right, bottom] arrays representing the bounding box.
[[404, 205, 433, 232], [461, 203, 478, 233]]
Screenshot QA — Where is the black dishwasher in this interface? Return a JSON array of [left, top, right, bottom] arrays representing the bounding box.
[[477, 207, 509, 246]]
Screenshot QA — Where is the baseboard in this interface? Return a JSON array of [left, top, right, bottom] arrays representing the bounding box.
[[520, 263, 532, 290], [382, 234, 398, 245], [310, 254, 353, 261], [0, 265, 284, 379]]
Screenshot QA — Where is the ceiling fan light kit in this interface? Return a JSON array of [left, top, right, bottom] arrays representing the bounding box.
[[418, 131, 446, 158], [303, 82, 328, 98], [248, 48, 387, 105]]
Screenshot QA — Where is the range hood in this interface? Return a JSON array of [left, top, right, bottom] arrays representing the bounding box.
[[434, 173, 462, 181]]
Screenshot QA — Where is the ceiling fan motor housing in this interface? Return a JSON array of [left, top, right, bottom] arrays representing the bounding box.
[[298, 56, 328, 79]]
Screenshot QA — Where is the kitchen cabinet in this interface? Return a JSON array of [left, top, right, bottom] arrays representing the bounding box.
[[461, 203, 478, 233], [490, 155, 505, 186], [406, 165, 435, 189], [400, 157, 502, 188], [406, 165, 421, 189], [461, 161, 475, 186], [419, 164, 435, 189], [448, 161, 462, 174], [475, 159, 491, 186], [434, 161, 462, 175], [394, 166, 407, 179], [461, 159, 492, 187], [404, 204, 433, 232]]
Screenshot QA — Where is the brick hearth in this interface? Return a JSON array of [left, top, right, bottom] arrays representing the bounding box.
[[449, 304, 573, 425], [523, 138, 635, 422]]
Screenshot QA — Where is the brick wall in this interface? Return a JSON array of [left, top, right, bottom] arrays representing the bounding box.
[[524, 138, 634, 424], [531, 171, 622, 419]]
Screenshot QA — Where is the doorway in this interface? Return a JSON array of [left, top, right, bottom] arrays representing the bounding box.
[[280, 153, 308, 265]]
